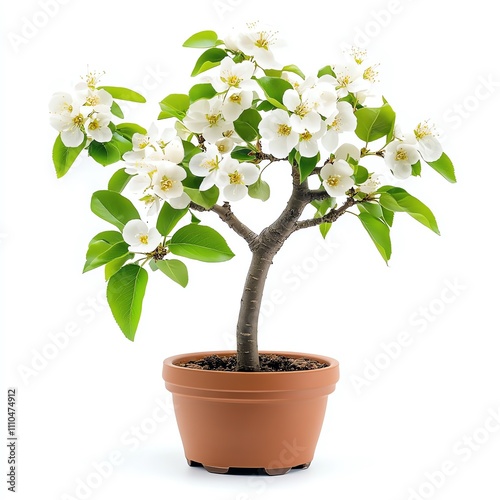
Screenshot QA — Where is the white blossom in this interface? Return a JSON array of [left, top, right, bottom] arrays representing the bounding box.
[[183, 97, 233, 143], [259, 109, 299, 158], [283, 88, 321, 133], [85, 112, 112, 143], [122, 219, 162, 254], [407, 121, 443, 162], [297, 122, 326, 157], [334, 64, 368, 97], [385, 140, 420, 179], [221, 89, 253, 121], [212, 57, 255, 93], [189, 145, 223, 191], [322, 101, 357, 152], [216, 158, 260, 202], [152, 162, 187, 200], [320, 160, 355, 197]]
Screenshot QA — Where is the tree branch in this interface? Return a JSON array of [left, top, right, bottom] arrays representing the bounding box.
[[294, 196, 360, 231], [190, 201, 259, 249]]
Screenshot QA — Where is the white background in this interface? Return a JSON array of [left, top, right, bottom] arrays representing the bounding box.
[[1, 0, 499, 499]]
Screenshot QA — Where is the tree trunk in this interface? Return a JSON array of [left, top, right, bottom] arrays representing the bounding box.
[[235, 250, 275, 371], [236, 175, 310, 371]]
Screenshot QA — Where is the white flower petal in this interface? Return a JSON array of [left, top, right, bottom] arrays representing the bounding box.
[[223, 183, 247, 202]]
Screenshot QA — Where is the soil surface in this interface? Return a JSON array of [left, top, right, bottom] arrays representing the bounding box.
[[176, 354, 328, 372]]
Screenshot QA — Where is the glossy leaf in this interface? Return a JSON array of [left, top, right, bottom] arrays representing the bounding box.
[[108, 168, 132, 193], [184, 186, 219, 209], [317, 65, 335, 78], [248, 177, 270, 201], [282, 64, 305, 79], [297, 153, 320, 183], [358, 212, 392, 263], [191, 48, 227, 77], [91, 190, 140, 230], [156, 259, 189, 287], [109, 132, 132, 155], [158, 94, 190, 120], [319, 222, 332, 239], [234, 108, 262, 142], [104, 253, 132, 281], [355, 101, 396, 143], [157, 203, 188, 236], [169, 224, 235, 262], [256, 77, 293, 109], [52, 134, 85, 178], [379, 187, 440, 235], [426, 153, 456, 183], [189, 83, 217, 103], [84, 237, 129, 273], [115, 123, 148, 141], [231, 146, 256, 162], [99, 86, 146, 103], [107, 265, 148, 341], [183, 30, 219, 48], [110, 101, 124, 118], [88, 141, 121, 166]]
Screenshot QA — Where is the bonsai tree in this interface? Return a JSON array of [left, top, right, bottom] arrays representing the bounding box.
[[49, 24, 455, 372]]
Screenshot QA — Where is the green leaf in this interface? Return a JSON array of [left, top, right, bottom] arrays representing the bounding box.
[[248, 177, 270, 201], [84, 231, 129, 273], [107, 265, 148, 341], [157, 203, 188, 236], [312, 196, 336, 217], [156, 259, 189, 288], [317, 65, 335, 78], [52, 134, 85, 178], [99, 86, 146, 103], [256, 77, 293, 109], [188, 83, 217, 103], [183, 30, 219, 48], [158, 94, 190, 120], [181, 141, 202, 166], [358, 212, 392, 263], [412, 160, 422, 177], [382, 207, 394, 227], [191, 212, 201, 224], [353, 164, 369, 184], [184, 186, 219, 209], [110, 101, 124, 118], [108, 168, 132, 193], [355, 101, 396, 143], [115, 123, 148, 141], [256, 100, 276, 112], [359, 202, 383, 219], [105, 253, 132, 281], [231, 146, 256, 162], [379, 187, 440, 234], [91, 190, 140, 230], [191, 48, 227, 77], [234, 108, 262, 142], [282, 64, 305, 79], [169, 224, 235, 262], [426, 153, 456, 183], [319, 222, 332, 239], [109, 132, 132, 155], [88, 141, 121, 166], [297, 153, 320, 183]]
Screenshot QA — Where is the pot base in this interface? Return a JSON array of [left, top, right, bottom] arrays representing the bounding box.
[[187, 459, 311, 476]]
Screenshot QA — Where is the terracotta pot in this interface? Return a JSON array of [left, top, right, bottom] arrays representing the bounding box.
[[162, 350, 339, 475]]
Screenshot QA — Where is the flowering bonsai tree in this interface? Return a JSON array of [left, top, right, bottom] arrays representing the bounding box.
[[49, 24, 455, 371]]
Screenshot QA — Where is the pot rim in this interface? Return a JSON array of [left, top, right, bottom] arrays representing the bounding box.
[[163, 350, 338, 373]]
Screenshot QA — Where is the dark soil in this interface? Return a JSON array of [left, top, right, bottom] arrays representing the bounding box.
[[176, 354, 328, 372]]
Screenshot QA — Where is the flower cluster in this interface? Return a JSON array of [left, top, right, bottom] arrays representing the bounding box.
[[49, 71, 113, 147]]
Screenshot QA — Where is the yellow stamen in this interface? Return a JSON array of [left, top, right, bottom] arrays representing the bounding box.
[[228, 171, 243, 185], [161, 176, 174, 191], [326, 175, 341, 187], [277, 124, 292, 136], [139, 235, 149, 245]]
